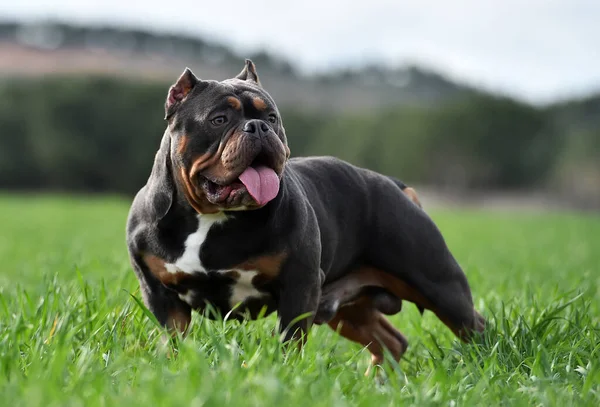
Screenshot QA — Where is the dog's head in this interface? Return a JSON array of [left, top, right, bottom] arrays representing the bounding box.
[[162, 59, 290, 214]]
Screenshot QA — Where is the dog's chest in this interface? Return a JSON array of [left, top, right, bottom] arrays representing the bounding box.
[[164, 213, 272, 311]]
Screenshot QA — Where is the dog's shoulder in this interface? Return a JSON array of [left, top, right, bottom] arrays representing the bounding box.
[[126, 185, 154, 254], [127, 184, 198, 259]]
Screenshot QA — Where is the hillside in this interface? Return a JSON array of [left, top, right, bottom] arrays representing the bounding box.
[[547, 94, 600, 134], [0, 19, 598, 209], [0, 20, 478, 113]]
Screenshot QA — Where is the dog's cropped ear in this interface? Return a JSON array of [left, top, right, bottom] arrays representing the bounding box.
[[145, 132, 174, 220], [165, 68, 199, 120], [235, 59, 261, 86]]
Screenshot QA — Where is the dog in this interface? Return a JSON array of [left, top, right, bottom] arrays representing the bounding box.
[[125, 59, 485, 371]]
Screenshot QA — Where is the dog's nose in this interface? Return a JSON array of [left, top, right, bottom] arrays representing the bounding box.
[[243, 121, 256, 133], [243, 120, 270, 135]]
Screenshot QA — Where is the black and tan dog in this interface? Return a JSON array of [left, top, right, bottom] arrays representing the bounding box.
[[125, 60, 485, 370]]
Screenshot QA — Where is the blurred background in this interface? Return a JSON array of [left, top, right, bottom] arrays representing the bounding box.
[[0, 1, 598, 211]]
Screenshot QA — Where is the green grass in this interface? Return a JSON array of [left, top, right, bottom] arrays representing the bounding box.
[[0, 194, 599, 406]]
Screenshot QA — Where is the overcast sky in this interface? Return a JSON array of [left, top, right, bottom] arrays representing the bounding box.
[[1, 0, 599, 104]]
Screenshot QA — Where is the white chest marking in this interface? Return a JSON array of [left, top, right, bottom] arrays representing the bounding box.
[[165, 212, 226, 275], [227, 270, 265, 307]]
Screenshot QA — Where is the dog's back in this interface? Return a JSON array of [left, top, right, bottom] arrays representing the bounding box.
[[286, 156, 484, 338], [284, 156, 423, 277]]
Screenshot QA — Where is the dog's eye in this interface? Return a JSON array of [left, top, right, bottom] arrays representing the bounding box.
[[211, 116, 227, 126], [268, 114, 277, 124]]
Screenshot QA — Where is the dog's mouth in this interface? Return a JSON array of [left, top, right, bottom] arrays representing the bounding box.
[[201, 162, 280, 207], [188, 131, 288, 210]]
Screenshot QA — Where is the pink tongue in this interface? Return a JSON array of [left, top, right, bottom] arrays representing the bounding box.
[[238, 165, 280, 205]]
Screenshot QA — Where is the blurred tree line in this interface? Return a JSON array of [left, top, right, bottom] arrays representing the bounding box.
[[0, 76, 597, 198]]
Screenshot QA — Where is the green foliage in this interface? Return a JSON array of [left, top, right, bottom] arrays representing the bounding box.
[[422, 95, 561, 188], [0, 75, 580, 195], [304, 96, 562, 189], [0, 195, 598, 405], [0, 76, 167, 193]]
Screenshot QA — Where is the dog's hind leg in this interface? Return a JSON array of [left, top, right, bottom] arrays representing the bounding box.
[[327, 296, 408, 376], [315, 267, 403, 325], [363, 177, 486, 341], [323, 266, 484, 341], [374, 246, 485, 341]]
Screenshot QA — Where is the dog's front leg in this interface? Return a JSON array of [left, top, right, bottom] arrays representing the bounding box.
[[129, 253, 193, 336], [277, 254, 323, 346]]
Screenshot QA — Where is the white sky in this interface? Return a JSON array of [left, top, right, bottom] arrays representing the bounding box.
[[1, 0, 599, 104]]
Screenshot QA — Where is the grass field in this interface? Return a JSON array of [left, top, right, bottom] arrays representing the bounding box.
[[0, 194, 598, 406]]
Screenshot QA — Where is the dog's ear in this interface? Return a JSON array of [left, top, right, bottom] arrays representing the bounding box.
[[165, 68, 199, 120], [235, 59, 261, 86], [145, 132, 174, 220]]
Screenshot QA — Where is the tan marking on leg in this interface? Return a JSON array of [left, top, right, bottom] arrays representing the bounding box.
[[140, 253, 193, 337], [142, 253, 171, 282], [142, 253, 191, 286], [327, 296, 408, 375], [166, 307, 192, 334]]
